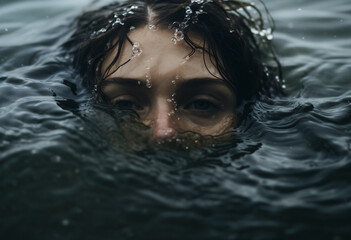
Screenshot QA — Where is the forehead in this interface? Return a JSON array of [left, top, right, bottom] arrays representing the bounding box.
[[102, 26, 220, 79]]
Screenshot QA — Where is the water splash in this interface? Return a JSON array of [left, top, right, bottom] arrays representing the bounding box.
[[146, 75, 152, 88]]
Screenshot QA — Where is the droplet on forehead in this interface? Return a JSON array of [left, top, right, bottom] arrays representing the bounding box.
[[167, 110, 175, 116], [172, 29, 184, 44], [146, 80, 152, 88], [131, 42, 142, 58], [175, 29, 184, 39], [145, 61, 152, 88], [148, 24, 157, 31], [171, 37, 177, 44]]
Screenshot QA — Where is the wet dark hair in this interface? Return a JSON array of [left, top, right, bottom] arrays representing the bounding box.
[[66, 0, 283, 106]]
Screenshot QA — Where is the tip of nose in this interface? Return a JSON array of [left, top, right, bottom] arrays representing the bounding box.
[[152, 127, 177, 140]]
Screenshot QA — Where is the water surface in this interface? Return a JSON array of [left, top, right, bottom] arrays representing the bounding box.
[[1, 0, 351, 239]]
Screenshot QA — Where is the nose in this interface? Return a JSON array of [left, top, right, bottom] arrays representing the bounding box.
[[149, 100, 177, 140]]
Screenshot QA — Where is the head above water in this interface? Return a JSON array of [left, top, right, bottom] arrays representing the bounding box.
[[68, 0, 283, 140]]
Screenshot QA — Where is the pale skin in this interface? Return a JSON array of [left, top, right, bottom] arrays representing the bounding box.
[[101, 25, 236, 140]]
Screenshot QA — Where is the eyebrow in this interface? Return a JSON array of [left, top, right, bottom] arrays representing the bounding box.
[[101, 77, 229, 88], [101, 77, 144, 87], [176, 77, 230, 90]]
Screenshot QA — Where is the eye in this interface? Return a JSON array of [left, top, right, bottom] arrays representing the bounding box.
[[112, 97, 143, 111], [184, 98, 220, 111]]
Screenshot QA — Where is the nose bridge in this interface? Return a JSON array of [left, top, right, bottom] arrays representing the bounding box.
[[150, 98, 177, 140]]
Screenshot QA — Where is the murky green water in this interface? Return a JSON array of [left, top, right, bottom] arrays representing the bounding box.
[[1, 0, 351, 239]]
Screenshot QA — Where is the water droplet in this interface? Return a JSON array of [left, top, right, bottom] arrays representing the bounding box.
[[62, 219, 70, 226], [167, 110, 175, 116], [113, 18, 124, 26], [146, 79, 152, 88], [137, 80, 141, 85], [185, 6, 192, 15], [164, 129, 173, 136], [185, 55, 190, 61], [171, 80, 176, 85], [266, 34, 273, 40], [167, 99, 173, 103], [53, 156, 61, 163], [148, 24, 157, 30], [132, 42, 142, 57], [282, 84, 286, 89], [96, 28, 107, 35], [171, 37, 177, 44], [130, 26, 136, 31]]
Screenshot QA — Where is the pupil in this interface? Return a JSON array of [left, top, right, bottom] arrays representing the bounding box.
[[115, 100, 135, 109], [194, 100, 211, 110]]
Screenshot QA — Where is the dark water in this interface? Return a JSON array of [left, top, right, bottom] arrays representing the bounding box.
[[1, 0, 351, 239]]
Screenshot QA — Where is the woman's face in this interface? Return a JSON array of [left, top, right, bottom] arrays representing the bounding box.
[[101, 26, 236, 140]]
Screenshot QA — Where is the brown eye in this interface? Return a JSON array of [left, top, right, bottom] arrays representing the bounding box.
[[113, 98, 143, 111], [184, 99, 220, 111]]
